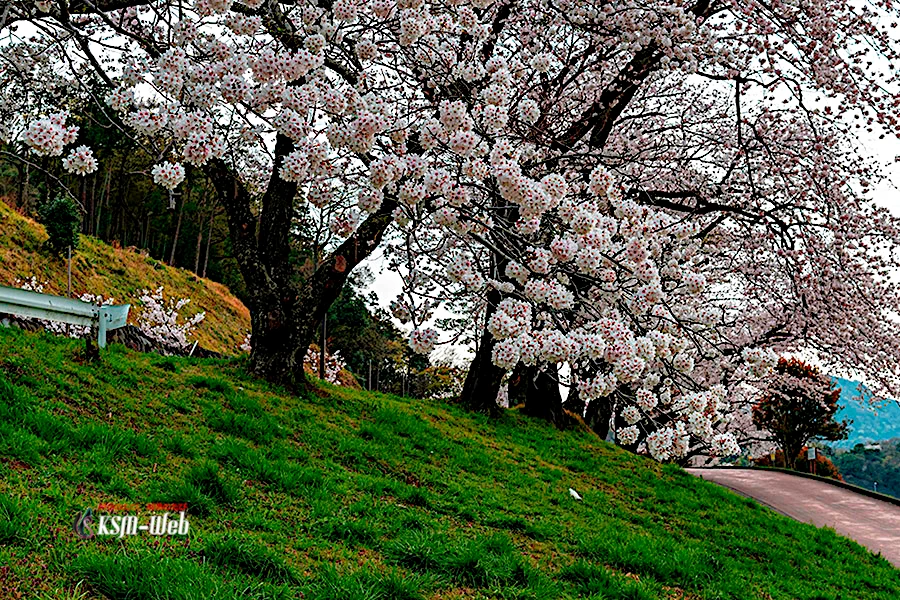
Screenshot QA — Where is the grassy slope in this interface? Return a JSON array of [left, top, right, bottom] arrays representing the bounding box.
[[0, 200, 249, 354], [0, 328, 897, 600]]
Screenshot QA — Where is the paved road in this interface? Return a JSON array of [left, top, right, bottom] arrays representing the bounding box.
[[686, 468, 900, 567]]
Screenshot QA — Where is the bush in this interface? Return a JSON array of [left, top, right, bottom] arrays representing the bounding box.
[[39, 195, 80, 256]]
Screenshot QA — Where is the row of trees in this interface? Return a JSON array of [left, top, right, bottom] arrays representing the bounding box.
[[0, 106, 245, 298], [324, 271, 466, 399], [4, 0, 900, 462]]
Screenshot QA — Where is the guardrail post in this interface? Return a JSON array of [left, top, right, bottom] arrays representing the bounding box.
[[98, 311, 108, 348]]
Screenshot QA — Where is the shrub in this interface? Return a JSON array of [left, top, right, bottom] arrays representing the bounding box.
[[39, 195, 80, 256]]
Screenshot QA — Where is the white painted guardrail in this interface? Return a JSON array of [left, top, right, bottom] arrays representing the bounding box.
[[0, 285, 130, 348]]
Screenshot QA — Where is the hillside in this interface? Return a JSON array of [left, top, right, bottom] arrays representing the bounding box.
[[831, 439, 900, 499], [0, 199, 249, 354], [832, 377, 900, 448], [0, 328, 897, 599]]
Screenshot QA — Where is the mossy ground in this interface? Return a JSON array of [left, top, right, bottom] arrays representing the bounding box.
[[0, 199, 249, 354], [0, 327, 897, 599]]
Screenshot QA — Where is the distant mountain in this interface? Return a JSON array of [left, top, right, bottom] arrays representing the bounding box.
[[828, 438, 900, 499], [831, 377, 900, 448]]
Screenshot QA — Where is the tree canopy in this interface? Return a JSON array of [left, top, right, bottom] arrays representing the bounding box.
[[753, 358, 849, 469], [3, 0, 900, 460]]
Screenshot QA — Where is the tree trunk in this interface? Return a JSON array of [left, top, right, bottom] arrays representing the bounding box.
[[585, 396, 614, 440], [783, 441, 802, 470], [204, 136, 397, 388], [246, 304, 306, 384], [86, 172, 96, 235], [194, 187, 208, 274], [520, 363, 565, 425], [459, 289, 505, 415], [507, 363, 528, 406], [169, 188, 186, 265], [201, 205, 214, 278], [15, 161, 26, 210], [563, 377, 585, 416], [193, 217, 204, 273]]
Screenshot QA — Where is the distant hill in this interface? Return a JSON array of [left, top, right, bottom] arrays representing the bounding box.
[[831, 377, 900, 448], [0, 199, 249, 354], [829, 438, 900, 499]]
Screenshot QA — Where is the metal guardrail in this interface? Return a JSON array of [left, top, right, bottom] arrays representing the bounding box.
[[0, 285, 130, 348]]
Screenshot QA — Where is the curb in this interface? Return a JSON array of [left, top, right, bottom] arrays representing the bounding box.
[[688, 466, 900, 508]]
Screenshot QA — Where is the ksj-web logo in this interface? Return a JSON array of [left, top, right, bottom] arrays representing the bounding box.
[[74, 504, 190, 539]]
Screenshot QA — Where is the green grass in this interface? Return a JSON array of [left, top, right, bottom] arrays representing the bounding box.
[[0, 327, 897, 599]]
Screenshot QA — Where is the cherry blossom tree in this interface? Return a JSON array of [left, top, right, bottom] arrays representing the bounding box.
[[3, 0, 900, 461], [372, 0, 900, 458]]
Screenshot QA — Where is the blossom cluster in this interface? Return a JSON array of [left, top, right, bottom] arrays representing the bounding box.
[[62, 146, 99, 175], [151, 162, 186, 190], [24, 113, 77, 156], [409, 327, 438, 355], [136, 287, 205, 349], [303, 347, 349, 385]]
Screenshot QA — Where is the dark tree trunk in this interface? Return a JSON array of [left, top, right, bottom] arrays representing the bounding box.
[[459, 289, 505, 415], [201, 205, 214, 278], [194, 187, 208, 274], [193, 216, 203, 273], [563, 378, 585, 416], [87, 172, 96, 236], [783, 441, 802, 470], [169, 189, 185, 265], [246, 302, 306, 384], [95, 167, 107, 237], [585, 396, 614, 440], [520, 363, 565, 425], [204, 135, 397, 387], [459, 327, 505, 414], [507, 363, 529, 406], [15, 161, 26, 209], [169, 183, 191, 267]]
